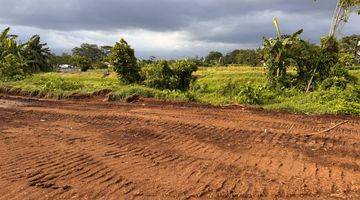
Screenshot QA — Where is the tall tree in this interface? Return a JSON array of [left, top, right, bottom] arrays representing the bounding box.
[[109, 39, 140, 84], [205, 51, 223, 65], [72, 43, 105, 62]]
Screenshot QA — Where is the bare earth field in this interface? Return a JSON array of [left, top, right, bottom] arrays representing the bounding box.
[[0, 95, 359, 199]]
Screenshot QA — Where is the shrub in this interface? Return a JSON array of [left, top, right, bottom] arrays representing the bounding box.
[[141, 60, 177, 90], [339, 52, 356, 67], [235, 85, 265, 105], [109, 39, 141, 84], [171, 60, 198, 90], [320, 65, 357, 90], [141, 60, 197, 91], [0, 54, 28, 81]]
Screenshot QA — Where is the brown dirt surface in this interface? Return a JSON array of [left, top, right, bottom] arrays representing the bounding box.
[[0, 94, 359, 199]]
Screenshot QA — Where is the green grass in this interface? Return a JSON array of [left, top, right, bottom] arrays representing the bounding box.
[[0, 70, 188, 101], [1, 67, 359, 115]]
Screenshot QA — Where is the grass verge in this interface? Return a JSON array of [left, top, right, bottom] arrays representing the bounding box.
[[1, 67, 359, 115]]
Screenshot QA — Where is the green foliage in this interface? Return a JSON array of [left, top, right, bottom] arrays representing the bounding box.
[[1, 67, 359, 115], [39, 77, 84, 92], [223, 49, 262, 66], [49, 53, 72, 66], [340, 34, 360, 65], [320, 65, 357, 90], [0, 27, 52, 81], [141, 60, 197, 90], [71, 55, 92, 72], [0, 54, 28, 81], [205, 51, 223, 65], [340, 0, 360, 13], [109, 38, 141, 84], [171, 60, 198, 90], [263, 30, 353, 91], [266, 86, 360, 115], [22, 35, 52, 72], [0, 28, 22, 59], [262, 29, 304, 87], [339, 52, 356, 67], [141, 60, 176, 89], [235, 85, 265, 105], [72, 43, 109, 62]]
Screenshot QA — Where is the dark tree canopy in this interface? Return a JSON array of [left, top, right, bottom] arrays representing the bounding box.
[[223, 49, 262, 66], [72, 43, 106, 62], [205, 51, 223, 65]]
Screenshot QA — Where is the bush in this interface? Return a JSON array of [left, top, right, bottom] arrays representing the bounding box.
[[320, 65, 357, 90], [109, 39, 141, 84], [235, 85, 264, 105], [0, 54, 28, 81], [171, 60, 198, 90], [141, 60, 177, 90], [339, 52, 356, 67], [141, 60, 197, 91]]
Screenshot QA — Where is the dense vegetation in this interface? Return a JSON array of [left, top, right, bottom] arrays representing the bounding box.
[[0, 28, 51, 81], [1, 67, 359, 115]]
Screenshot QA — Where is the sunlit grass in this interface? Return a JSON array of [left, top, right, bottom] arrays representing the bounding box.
[[1, 67, 359, 115]]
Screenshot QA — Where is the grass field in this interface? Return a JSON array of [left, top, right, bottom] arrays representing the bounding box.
[[1, 67, 359, 115]]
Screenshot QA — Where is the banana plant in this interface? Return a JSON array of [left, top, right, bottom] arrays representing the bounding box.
[[22, 35, 52, 72], [262, 28, 303, 86]]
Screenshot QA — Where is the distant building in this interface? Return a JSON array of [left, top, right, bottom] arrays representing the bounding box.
[[58, 64, 80, 72]]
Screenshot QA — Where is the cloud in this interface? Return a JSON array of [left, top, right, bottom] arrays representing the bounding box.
[[0, 0, 358, 58]]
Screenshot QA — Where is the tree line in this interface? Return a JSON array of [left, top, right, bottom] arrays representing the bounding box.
[[200, 34, 359, 67]]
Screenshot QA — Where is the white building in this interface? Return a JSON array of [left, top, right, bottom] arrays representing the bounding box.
[[58, 64, 80, 72]]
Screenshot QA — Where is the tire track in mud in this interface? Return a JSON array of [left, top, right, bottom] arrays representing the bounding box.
[[0, 96, 359, 199]]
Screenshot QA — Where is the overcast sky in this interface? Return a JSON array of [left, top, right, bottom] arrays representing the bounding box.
[[0, 0, 359, 58]]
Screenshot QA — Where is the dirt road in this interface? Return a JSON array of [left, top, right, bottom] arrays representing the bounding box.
[[0, 95, 359, 199]]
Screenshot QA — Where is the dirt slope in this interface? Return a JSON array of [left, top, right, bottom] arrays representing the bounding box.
[[0, 95, 359, 199]]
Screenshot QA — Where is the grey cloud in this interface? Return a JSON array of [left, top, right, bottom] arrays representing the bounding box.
[[0, 0, 337, 31], [0, 0, 358, 57]]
